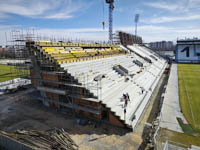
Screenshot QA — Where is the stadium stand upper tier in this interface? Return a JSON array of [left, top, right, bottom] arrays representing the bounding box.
[[27, 41, 167, 129]]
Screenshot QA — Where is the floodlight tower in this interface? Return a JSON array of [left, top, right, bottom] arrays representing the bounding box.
[[135, 14, 139, 37], [106, 0, 115, 43]]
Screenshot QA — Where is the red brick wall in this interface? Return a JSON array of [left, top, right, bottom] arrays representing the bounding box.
[[41, 73, 59, 88], [43, 82, 59, 88], [74, 99, 100, 109], [30, 71, 38, 86], [46, 92, 59, 108], [41, 73, 58, 81], [109, 112, 124, 127], [75, 110, 102, 119]]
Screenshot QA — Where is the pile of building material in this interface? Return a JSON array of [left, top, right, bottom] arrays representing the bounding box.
[[0, 59, 30, 65], [0, 78, 31, 95], [0, 129, 78, 150]]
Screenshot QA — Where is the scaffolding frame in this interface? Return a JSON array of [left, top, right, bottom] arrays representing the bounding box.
[[2, 29, 119, 117], [6, 29, 36, 79], [28, 43, 104, 116]]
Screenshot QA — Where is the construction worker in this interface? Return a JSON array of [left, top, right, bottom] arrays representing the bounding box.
[[124, 108, 126, 121], [126, 93, 130, 101], [123, 93, 126, 99], [124, 97, 128, 107], [141, 87, 144, 94]]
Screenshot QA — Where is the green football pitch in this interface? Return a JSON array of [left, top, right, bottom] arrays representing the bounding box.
[[178, 64, 200, 132], [0, 64, 29, 82]]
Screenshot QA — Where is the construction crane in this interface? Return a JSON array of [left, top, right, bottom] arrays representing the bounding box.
[[102, 0, 105, 30], [105, 0, 115, 43]]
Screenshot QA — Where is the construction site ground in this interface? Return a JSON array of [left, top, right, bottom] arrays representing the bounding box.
[[0, 89, 140, 150], [156, 128, 200, 149], [0, 71, 167, 150]]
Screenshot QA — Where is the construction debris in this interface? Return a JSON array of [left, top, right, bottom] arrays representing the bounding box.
[[0, 128, 79, 150]]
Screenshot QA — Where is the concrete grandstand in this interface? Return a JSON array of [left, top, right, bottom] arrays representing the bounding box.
[[27, 40, 167, 129]]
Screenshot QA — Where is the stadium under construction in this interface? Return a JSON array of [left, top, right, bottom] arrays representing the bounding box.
[[26, 31, 167, 129], [1, 0, 200, 149]]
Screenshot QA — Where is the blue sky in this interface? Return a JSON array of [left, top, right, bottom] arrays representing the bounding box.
[[0, 0, 200, 45]]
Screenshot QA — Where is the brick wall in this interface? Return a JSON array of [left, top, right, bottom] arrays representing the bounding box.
[[74, 99, 100, 109], [75, 110, 102, 120], [41, 73, 59, 88], [46, 92, 59, 108], [109, 112, 124, 127], [41, 73, 59, 81], [30, 71, 38, 86]]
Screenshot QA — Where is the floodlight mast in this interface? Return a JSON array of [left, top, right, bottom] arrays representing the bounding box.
[[135, 14, 139, 37], [106, 0, 115, 44]]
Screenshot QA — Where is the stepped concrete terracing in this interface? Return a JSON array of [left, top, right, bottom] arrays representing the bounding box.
[[58, 45, 167, 128]]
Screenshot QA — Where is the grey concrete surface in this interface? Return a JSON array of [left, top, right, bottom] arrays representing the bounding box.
[[160, 64, 186, 133]]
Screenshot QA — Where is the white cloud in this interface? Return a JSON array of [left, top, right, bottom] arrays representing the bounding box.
[[188, 0, 200, 9], [137, 25, 200, 42], [144, 0, 200, 13], [141, 1, 200, 24], [115, 8, 124, 13], [141, 0, 200, 24], [44, 13, 73, 19], [0, 0, 52, 16], [142, 14, 200, 24], [35, 28, 108, 42], [43, 0, 89, 19], [0, 25, 22, 46], [134, 9, 144, 14], [0, 13, 8, 19], [0, 25, 200, 46], [144, 1, 180, 12], [0, 0, 89, 19]]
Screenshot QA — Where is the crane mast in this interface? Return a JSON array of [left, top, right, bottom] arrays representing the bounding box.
[[106, 0, 114, 43]]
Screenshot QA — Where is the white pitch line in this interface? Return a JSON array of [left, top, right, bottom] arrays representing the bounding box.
[[180, 68, 195, 127]]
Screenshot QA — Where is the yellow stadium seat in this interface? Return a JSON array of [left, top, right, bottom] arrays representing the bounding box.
[[35, 41, 126, 65]]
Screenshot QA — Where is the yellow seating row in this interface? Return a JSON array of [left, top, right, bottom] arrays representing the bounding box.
[[51, 53, 73, 57], [56, 56, 107, 64], [56, 58, 78, 64], [52, 54, 75, 60], [42, 45, 121, 53], [42, 47, 67, 54], [55, 54, 125, 64], [70, 50, 85, 54], [39, 45, 125, 65], [36, 41, 120, 48], [54, 56, 75, 60], [73, 53, 89, 58], [43, 47, 121, 56], [98, 49, 112, 54], [87, 51, 98, 56]]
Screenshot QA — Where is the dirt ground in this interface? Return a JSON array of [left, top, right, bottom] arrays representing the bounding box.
[[0, 89, 143, 150], [0, 71, 167, 150]]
